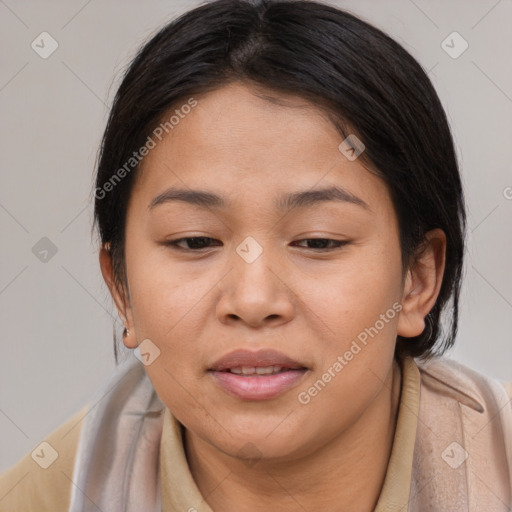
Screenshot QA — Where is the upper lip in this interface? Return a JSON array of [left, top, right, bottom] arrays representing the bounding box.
[[209, 349, 307, 371]]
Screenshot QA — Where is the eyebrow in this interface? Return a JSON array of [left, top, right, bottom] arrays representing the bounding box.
[[148, 185, 370, 212]]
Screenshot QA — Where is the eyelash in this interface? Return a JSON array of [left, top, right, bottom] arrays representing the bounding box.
[[165, 237, 349, 252]]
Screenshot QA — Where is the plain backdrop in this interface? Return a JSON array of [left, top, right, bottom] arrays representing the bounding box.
[[1, 0, 511, 472]]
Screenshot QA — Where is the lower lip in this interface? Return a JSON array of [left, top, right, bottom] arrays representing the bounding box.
[[209, 369, 307, 400]]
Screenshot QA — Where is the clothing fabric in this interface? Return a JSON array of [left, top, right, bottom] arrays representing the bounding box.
[[0, 354, 511, 511]]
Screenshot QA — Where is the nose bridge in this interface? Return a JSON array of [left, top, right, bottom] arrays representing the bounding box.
[[233, 235, 276, 294], [235, 234, 266, 268], [216, 235, 294, 325]]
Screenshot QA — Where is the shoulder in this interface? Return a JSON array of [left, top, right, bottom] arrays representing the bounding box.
[[409, 357, 512, 509], [0, 404, 89, 512], [414, 355, 512, 419]]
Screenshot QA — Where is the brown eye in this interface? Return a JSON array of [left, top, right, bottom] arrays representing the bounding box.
[[291, 239, 349, 250], [166, 237, 222, 250]]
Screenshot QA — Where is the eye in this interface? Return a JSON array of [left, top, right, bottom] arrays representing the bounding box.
[[290, 238, 349, 250], [165, 237, 222, 250], [164, 237, 348, 252]]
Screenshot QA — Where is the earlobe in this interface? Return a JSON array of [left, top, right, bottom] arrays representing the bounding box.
[[397, 229, 446, 339], [99, 245, 137, 348]]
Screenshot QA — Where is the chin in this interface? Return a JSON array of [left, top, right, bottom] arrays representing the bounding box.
[[203, 417, 312, 462]]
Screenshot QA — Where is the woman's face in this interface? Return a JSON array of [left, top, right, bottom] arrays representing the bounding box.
[[111, 81, 410, 461]]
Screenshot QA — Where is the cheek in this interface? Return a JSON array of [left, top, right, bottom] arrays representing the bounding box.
[[124, 239, 211, 335], [123, 245, 215, 400], [291, 256, 402, 443], [299, 242, 403, 345]]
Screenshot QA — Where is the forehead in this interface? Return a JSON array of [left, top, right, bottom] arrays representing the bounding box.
[[131, 81, 391, 215]]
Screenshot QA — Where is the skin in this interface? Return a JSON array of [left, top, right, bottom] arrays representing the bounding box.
[[100, 81, 446, 512]]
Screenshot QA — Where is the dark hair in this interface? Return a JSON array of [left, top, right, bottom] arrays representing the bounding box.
[[93, 0, 466, 362]]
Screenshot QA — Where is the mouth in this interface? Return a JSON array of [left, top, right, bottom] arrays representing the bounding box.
[[208, 349, 308, 400], [224, 365, 303, 375]]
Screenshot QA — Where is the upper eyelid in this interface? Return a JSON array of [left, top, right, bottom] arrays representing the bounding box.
[[167, 237, 348, 249]]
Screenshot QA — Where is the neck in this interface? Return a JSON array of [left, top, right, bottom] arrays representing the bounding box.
[[185, 358, 402, 512]]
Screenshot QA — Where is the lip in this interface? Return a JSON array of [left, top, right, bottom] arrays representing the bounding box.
[[208, 349, 308, 401], [209, 349, 306, 372]]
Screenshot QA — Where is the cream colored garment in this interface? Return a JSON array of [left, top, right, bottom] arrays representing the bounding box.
[[0, 355, 511, 511], [66, 357, 164, 512], [409, 358, 512, 511], [0, 405, 87, 511]]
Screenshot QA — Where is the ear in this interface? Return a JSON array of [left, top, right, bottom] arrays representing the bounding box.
[[397, 229, 446, 338], [99, 245, 137, 348]]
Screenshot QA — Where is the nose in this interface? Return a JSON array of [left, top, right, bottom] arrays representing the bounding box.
[[216, 239, 295, 328]]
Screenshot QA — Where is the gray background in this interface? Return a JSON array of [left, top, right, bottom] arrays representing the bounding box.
[[1, 0, 511, 471]]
